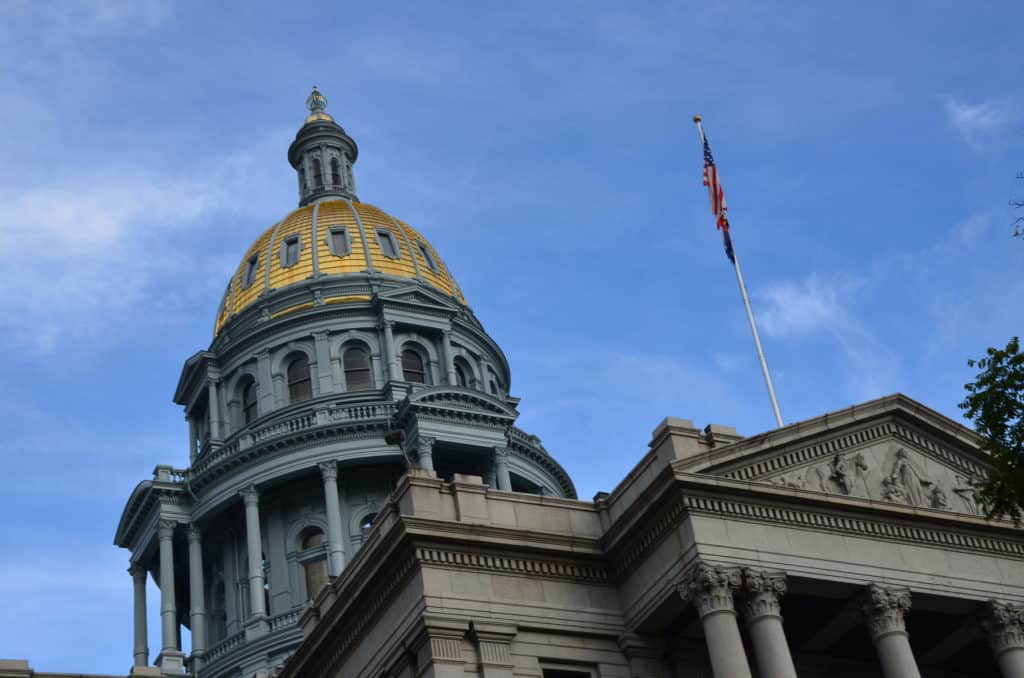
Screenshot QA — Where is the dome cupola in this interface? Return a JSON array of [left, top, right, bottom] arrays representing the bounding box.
[[287, 86, 359, 205]]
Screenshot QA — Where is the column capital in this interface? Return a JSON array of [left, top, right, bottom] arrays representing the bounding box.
[[860, 583, 912, 640], [494, 446, 511, 461], [383, 319, 396, 329], [441, 328, 452, 338], [418, 436, 436, 452], [158, 519, 177, 540], [312, 330, 329, 342], [981, 601, 1024, 657], [186, 525, 203, 544], [677, 561, 742, 618], [319, 460, 338, 482], [239, 484, 260, 506], [742, 568, 787, 621], [129, 563, 147, 580]]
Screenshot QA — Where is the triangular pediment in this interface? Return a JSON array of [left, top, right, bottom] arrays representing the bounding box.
[[700, 395, 992, 516], [407, 386, 519, 419], [377, 284, 460, 314]]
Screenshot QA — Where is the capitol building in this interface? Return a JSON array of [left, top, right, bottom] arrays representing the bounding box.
[[3, 89, 1023, 678]]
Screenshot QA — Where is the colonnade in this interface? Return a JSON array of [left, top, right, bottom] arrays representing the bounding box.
[[679, 561, 1024, 678], [130, 461, 351, 672], [414, 437, 513, 492]]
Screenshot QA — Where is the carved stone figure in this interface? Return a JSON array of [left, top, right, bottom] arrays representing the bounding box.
[[808, 453, 862, 495], [772, 473, 803, 489], [882, 448, 933, 506], [929, 484, 950, 510], [953, 475, 980, 514]]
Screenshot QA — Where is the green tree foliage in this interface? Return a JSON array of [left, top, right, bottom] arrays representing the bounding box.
[[960, 337, 1024, 522]]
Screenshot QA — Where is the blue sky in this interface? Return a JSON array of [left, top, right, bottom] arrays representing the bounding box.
[[1, 0, 1021, 672]]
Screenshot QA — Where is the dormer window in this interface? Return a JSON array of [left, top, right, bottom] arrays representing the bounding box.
[[281, 236, 300, 267], [376, 230, 400, 258], [243, 255, 259, 289], [417, 242, 439, 272], [328, 227, 350, 256]]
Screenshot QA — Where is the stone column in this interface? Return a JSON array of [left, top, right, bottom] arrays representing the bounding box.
[[129, 564, 148, 667], [742, 569, 797, 678], [441, 330, 457, 385], [157, 520, 184, 671], [677, 562, 753, 678], [187, 416, 198, 464], [240, 485, 268, 632], [320, 461, 346, 576], [418, 436, 436, 472], [494, 447, 512, 491], [981, 601, 1024, 678], [860, 584, 920, 678], [314, 331, 333, 394], [383, 320, 400, 381], [187, 526, 207, 668], [207, 371, 223, 442]]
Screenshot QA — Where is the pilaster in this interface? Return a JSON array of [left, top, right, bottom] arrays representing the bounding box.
[[470, 622, 516, 678]]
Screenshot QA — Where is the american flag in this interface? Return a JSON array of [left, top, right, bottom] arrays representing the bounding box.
[[702, 133, 735, 263]]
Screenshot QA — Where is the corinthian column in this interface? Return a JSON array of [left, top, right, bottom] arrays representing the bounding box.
[[156, 520, 184, 671], [860, 584, 920, 678], [677, 562, 753, 678], [418, 436, 436, 472], [187, 526, 207, 667], [382, 320, 399, 381], [981, 601, 1024, 678], [240, 485, 268, 627], [320, 461, 346, 576], [129, 564, 148, 667], [494, 447, 512, 491], [742, 569, 797, 678]]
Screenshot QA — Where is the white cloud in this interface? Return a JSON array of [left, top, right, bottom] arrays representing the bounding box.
[[944, 97, 1020, 149], [757, 274, 852, 338]]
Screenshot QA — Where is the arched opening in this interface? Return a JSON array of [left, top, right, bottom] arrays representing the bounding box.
[[401, 349, 426, 384], [454, 363, 468, 387], [287, 355, 312, 403], [331, 157, 342, 186], [313, 158, 324, 188], [343, 345, 372, 391], [298, 165, 307, 191], [359, 513, 377, 542], [299, 528, 328, 600], [241, 377, 258, 425]]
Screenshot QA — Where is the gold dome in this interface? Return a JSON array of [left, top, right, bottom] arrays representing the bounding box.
[[214, 199, 464, 335]]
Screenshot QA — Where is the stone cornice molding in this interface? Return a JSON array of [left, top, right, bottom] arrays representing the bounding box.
[[677, 562, 742, 619], [981, 601, 1024, 657], [742, 568, 787, 621], [239, 485, 260, 506], [318, 460, 338, 483], [415, 545, 609, 583], [860, 584, 912, 640]]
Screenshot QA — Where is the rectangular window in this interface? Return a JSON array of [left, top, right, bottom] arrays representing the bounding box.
[[417, 242, 439, 271], [328, 227, 350, 256], [542, 669, 593, 678], [243, 255, 259, 289], [282, 236, 300, 267], [376, 230, 400, 258]]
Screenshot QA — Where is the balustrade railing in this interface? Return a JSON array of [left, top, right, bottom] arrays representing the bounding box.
[[269, 609, 302, 631], [203, 630, 244, 664]]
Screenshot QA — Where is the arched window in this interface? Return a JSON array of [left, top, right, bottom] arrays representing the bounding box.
[[313, 158, 324, 188], [454, 364, 468, 387], [360, 513, 377, 540], [401, 349, 426, 384], [287, 355, 312, 403], [300, 529, 329, 600], [343, 346, 372, 391], [331, 157, 342, 186], [241, 377, 258, 425]]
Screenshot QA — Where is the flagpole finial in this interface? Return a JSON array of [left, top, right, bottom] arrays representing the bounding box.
[[693, 115, 702, 123]]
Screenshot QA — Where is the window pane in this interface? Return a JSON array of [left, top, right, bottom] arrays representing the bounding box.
[[304, 558, 328, 600], [401, 350, 425, 383], [287, 356, 312, 402], [378, 231, 398, 258], [313, 158, 323, 187], [418, 242, 438, 271], [244, 256, 259, 288], [330, 229, 348, 255], [283, 238, 299, 266], [242, 380, 257, 424], [344, 347, 372, 390], [331, 158, 341, 185]]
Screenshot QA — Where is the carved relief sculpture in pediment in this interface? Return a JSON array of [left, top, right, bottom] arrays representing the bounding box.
[[767, 442, 982, 516]]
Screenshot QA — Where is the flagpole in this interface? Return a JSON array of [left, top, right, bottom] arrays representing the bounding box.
[[693, 115, 784, 428]]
